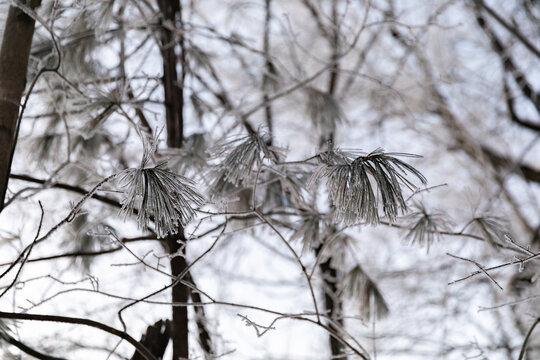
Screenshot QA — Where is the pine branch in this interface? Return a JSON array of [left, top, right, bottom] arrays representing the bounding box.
[[311, 149, 426, 224], [341, 264, 389, 320]]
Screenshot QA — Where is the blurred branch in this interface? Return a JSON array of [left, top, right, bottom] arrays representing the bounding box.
[[481, 146, 540, 185], [10, 173, 123, 209], [503, 79, 540, 133], [0, 332, 67, 360], [185, 270, 214, 358], [518, 317, 540, 360], [262, 0, 274, 143], [0, 311, 156, 360], [474, 5, 540, 114], [474, 0, 540, 58]]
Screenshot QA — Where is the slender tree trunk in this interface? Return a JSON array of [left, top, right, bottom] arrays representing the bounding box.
[[130, 320, 171, 360], [319, 2, 347, 357], [166, 231, 190, 360], [317, 248, 347, 360], [0, 1, 41, 212], [157, 0, 184, 148], [185, 270, 214, 358], [156, 1, 191, 358]]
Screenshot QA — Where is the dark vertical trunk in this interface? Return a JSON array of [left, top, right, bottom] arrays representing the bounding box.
[[185, 270, 214, 358], [157, 0, 184, 148], [317, 249, 346, 360], [166, 231, 190, 360], [130, 320, 171, 360], [156, 1, 192, 358], [0, 1, 41, 212], [262, 0, 273, 143], [320, 2, 346, 357]]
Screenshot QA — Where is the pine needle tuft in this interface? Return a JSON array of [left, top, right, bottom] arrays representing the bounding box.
[[118, 165, 204, 238], [291, 215, 324, 255], [311, 149, 426, 225], [341, 265, 389, 320], [210, 131, 277, 194], [470, 216, 510, 251], [404, 203, 450, 250], [118, 134, 204, 237], [305, 87, 344, 133]]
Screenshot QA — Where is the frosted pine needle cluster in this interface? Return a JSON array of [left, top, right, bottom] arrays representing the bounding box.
[[341, 265, 389, 320], [404, 204, 450, 250], [470, 215, 511, 250], [311, 149, 427, 225], [211, 131, 276, 194], [291, 215, 324, 255], [305, 87, 343, 134], [118, 134, 204, 237], [158, 133, 208, 175], [119, 165, 204, 237]]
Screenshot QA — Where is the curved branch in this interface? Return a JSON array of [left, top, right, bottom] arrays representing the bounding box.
[[9, 173, 123, 209], [1, 332, 67, 360], [0, 311, 156, 360], [518, 317, 540, 360], [474, 0, 540, 59]]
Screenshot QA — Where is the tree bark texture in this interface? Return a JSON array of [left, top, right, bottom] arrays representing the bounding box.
[[0, 1, 41, 212], [157, 0, 184, 148], [157, 1, 190, 358], [130, 320, 171, 360], [319, 256, 347, 360], [166, 231, 190, 360]]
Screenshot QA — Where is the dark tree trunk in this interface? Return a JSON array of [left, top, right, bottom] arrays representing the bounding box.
[[130, 320, 171, 360], [185, 270, 214, 358], [318, 255, 347, 360], [166, 232, 190, 359], [0, 1, 41, 212], [156, 1, 190, 358], [157, 0, 184, 148], [320, 2, 346, 355], [155, 1, 215, 358]]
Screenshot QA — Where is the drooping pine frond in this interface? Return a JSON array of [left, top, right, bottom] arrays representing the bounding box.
[[191, 93, 213, 122], [291, 215, 324, 255], [210, 131, 277, 195], [311, 149, 426, 225], [404, 203, 451, 250], [305, 87, 344, 133], [470, 215, 511, 250], [118, 134, 204, 237], [262, 166, 308, 210], [187, 44, 214, 72], [72, 130, 114, 159], [158, 133, 208, 175], [118, 164, 204, 237], [325, 232, 354, 266], [263, 60, 280, 92], [30, 132, 64, 162], [63, 213, 112, 270], [341, 265, 389, 320]]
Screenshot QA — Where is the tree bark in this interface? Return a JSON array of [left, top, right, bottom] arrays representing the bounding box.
[[166, 231, 190, 360], [130, 319, 171, 360], [156, 1, 190, 358], [318, 250, 347, 360], [157, 0, 184, 148], [185, 270, 214, 358], [0, 1, 41, 212]]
